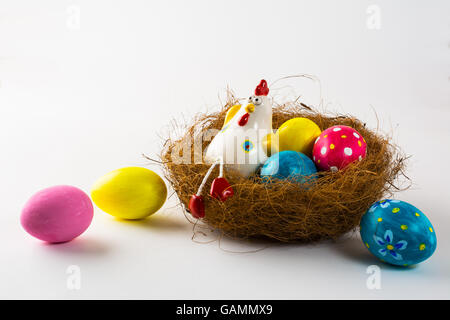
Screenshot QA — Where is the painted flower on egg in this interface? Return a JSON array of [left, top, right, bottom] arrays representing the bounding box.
[[374, 230, 408, 261], [369, 199, 400, 212], [312, 125, 367, 171]]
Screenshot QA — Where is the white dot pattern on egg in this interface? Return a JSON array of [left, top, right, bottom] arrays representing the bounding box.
[[312, 125, 367, 171]]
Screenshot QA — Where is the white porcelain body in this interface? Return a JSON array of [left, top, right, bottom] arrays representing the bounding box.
[[205, 96, 272, 177]]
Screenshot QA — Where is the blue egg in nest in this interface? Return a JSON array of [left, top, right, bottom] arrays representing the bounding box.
[[360, 199, 437, 266], [260, 151, 317, 184]]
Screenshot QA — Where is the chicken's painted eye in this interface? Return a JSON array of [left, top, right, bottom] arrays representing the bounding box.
[[248, 96, 253, 103], [253, 97, 262, 105]]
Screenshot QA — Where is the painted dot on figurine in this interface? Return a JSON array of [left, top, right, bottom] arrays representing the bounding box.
[[242, 140, 254, 153], [360, 199, 437, 266], [21, 185, 94, 243]]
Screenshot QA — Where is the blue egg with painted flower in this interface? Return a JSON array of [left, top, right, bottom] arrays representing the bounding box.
[[360, 200, 437, 267], [260, 151, 317, 185]]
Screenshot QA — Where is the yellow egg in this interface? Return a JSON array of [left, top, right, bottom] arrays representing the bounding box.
[[91, 167, 167, 220], [276, 117, 321, 156], [262, 132, 279, 157]]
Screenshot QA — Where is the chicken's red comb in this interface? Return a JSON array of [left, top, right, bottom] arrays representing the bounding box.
[[254, 79, 269, 96]]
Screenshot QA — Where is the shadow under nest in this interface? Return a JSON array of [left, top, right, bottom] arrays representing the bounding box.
[[160, 101, 408, 243]]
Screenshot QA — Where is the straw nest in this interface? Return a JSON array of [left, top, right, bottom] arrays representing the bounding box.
[[160, 98, 407, 242]]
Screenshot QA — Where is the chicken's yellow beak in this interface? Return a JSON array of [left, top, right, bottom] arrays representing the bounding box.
[[245, 103, 255, 113]]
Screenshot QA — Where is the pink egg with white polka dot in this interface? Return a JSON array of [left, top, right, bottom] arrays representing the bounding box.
[[312, 125, 367, 172]]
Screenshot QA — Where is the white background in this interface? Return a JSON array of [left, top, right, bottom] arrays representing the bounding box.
[[1, 0, 449, 299]]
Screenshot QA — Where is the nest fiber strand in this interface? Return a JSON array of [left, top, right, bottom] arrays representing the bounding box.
[[161, 101, 406, 242]]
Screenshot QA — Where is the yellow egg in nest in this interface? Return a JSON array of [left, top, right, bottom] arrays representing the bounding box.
[[276, 117, 321, 156], [91, 167, 167, 220]]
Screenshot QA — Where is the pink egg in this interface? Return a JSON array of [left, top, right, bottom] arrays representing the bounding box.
[[21, 185, 94, 243], [312, 125, 367, 171]]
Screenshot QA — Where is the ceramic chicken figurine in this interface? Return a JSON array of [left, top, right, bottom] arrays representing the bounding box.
[[188, 80, 273, 218]]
